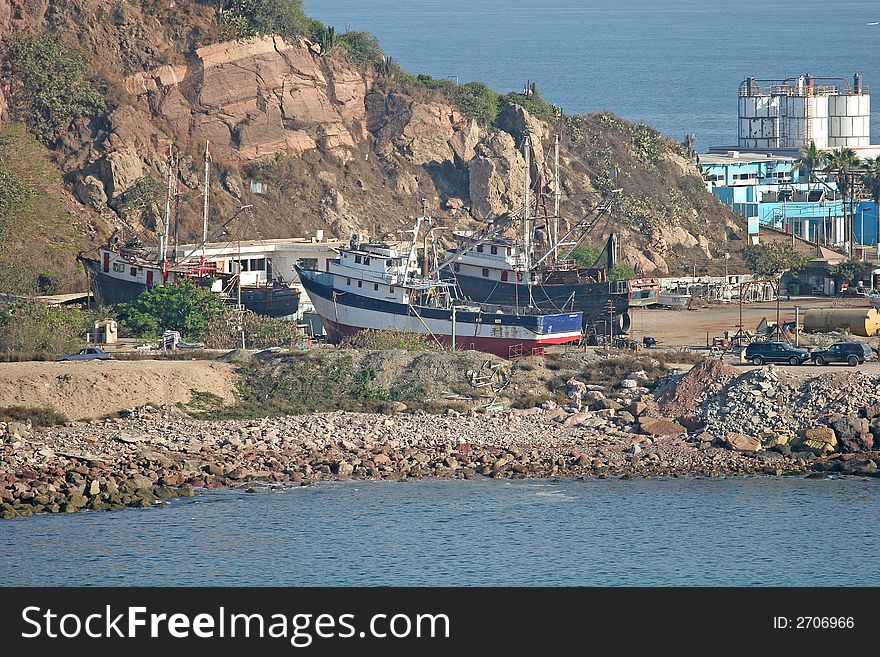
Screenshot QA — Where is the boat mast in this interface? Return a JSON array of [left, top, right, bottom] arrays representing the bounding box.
[[172, 149, 181, 262], [160, 143, 174, 265], [523, 134, 531, 272], [553, 134, 560, 263], [201, 140, 211, 262]]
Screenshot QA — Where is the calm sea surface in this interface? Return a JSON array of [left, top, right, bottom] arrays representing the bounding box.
[[304, 0, 880, 150], [1, 478, 878, 586]]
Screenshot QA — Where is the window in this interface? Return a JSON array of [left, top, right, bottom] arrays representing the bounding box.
[[112, 262, 125, 273], [130, 267, 137, 277], [476, 245, 484, 253], [355, 255, 362, 264], [374, 283, 379, 291], [358, 280, 362, 288], [346, 278, 351, 286], [490, 245, 498, 255], [501, 271, 508, 282], [390, 286, 395, 293], [482, 268, 490, 277], [364, 257, 370, 265], [453, 263, 461, 272], [300, 258, 318, 269], [240, 259, 250, 272], [250, 258, 266, 271]]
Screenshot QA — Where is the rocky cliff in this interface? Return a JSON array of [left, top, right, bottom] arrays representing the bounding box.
[[0, 0, 746, 293]]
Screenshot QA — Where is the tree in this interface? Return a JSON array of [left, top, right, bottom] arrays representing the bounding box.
[[829, 259, 874, 287], [608, 263, 635, 281], [740, 243, 811, 278], [823, 147, 861, 257], [0, 301, 92, 355], [569, 245, 603, 268], [795, 140, 823, 190], [118, 281, 225, 339]]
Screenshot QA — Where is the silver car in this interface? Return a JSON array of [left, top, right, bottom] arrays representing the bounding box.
[[57, 347, 113, 361]]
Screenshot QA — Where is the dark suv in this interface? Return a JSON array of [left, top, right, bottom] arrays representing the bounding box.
[[744, 341, 810, 366], [811, 342, 875, 367]]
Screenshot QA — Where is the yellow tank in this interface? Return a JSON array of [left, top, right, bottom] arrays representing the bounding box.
[[802, 308, 880, 337]]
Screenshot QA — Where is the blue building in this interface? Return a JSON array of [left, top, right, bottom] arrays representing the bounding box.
[[700, 150, 849, 244]]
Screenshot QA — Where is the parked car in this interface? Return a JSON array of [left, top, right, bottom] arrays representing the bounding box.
[[811, 342, 875, 367], [57, 347, 113, 362], [744, 341, 810, 366]]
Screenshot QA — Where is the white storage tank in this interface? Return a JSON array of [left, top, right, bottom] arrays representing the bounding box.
[[783, 93, 829, 149], [738, 95, 780, 149], [827, 93, 870, 148]]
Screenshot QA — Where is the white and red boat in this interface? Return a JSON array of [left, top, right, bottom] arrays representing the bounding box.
[[296, 217, 583, 359]]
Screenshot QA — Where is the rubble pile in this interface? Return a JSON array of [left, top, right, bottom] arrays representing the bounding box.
[[792, 371, 880, 429], [656, 358, 739, 424], [700, 365, 797, 436]]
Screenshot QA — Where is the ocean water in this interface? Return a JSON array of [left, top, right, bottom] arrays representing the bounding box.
[[1, 477, 878, 586], [304, 0, 880, 150]]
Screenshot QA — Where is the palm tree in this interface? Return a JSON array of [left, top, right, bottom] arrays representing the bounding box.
[[823, 147, 861, 257], [795, 140, 823, 189], [862, 155, 880, 256]]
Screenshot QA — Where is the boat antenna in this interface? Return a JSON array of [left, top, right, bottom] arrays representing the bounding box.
[[201, 140, 211, 262], [523, 133, 531, 273]]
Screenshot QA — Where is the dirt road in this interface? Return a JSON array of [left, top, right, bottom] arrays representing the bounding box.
[[628, 297, 870, 348], [0, 359, 237, 421]]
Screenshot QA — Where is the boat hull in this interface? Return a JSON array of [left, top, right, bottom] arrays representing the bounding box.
[[80, 256, 147, 306], [298, 268, 583, 358], [238, 286, 300, 318], [444, 269, 630, 329]]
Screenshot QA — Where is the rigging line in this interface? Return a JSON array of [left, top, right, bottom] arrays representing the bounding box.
[[408, 301, 445, 349]]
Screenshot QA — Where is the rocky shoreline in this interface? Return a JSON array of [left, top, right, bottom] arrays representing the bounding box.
[[4, 359, 880, 519], [0, 403, 872, 520]]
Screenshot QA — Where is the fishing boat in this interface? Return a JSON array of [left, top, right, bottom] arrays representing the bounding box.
[[655, 291, 692, 309], [439, 135, 645, 332], [296, 215, 583, 358], [79, 142, 300, 318]]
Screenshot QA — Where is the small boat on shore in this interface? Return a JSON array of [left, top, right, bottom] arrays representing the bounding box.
[[296, 216, 583, 358], [654, 291, 691, 309]]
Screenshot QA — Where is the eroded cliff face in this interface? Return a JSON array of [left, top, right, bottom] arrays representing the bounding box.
[[0, 3, 744, 278]]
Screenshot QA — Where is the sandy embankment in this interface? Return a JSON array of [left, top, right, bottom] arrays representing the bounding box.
[[0, 360, 237, 421]]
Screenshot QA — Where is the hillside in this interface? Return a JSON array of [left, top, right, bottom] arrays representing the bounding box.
[[0, 0, 748, 292]]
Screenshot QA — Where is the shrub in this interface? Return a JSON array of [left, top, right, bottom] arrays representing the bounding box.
[[117, 281, 225, 339], [202, 312, 307, 350], [0, 301, 92, 355], [218, 0, 311, 40], [608, 263, 635, 281], [570, 245, 604, 268], [337, 31, 384, 66], [504, 90, 560, 124], [8, 33, 107, 145], [0, 405, 69, 427], [117, 176, 165, 224], [445, 82, 501, 126]]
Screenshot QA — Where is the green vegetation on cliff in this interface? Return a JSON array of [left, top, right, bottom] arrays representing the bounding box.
[[0, 124, 85, 295], [8, 33, 107, 145]]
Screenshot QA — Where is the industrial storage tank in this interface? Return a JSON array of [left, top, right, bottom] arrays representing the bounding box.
[[738, 94, 781, 149], [783, 93, 829, 149], [802, 308, 880, 337], [827, 81, 870, 148]]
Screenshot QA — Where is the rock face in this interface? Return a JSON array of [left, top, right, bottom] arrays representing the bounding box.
[[468, 132, 525, 218]]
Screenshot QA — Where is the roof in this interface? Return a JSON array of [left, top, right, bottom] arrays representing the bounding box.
[[700, 151, 797, 166]]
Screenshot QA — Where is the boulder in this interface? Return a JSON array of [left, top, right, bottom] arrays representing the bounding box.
[[725, 433, 761, 452], [98, 149, 144, 199], [638, 417, 686, 437], [468, 131, 525, 219]]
